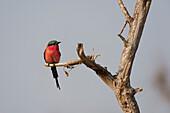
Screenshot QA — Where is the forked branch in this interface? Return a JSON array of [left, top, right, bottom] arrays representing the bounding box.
[[44, 0, 152, 113], [115, 0, 152, 112], [118, 34, 127, 47], [119, 20, 128, 35], [117, 0, 133, 24], [77, 43, 114, 89]]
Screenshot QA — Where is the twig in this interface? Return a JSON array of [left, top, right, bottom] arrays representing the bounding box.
[[45, 55, 92, 67], [119, 20, 128, 34], [118, 20, 128, 47], [118, 34, 127, 47], [68, 64, 81, 73], [117, 0, 133, 24], [92, 48, 94, 59], [135, 88, 143, 93], [45, 50, 100, 68], [77, 43, 114, 89], [94, 54, 101, 60]]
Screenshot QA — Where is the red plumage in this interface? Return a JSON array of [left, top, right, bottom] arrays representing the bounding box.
[[44, 43, 61, 63], [44, 41, 61, 90]]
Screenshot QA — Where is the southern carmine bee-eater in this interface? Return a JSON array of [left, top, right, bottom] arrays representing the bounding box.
[[44, 40, 61, 90]]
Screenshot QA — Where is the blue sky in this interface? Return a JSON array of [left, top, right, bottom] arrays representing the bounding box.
[[0, 0, 170, 113]]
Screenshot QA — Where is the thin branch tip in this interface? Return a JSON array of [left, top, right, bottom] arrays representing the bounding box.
[[77, 43, 83, 49], [118, 34, 128, 47], [94, 54, 101, 60], [118, 20, 129, 47], [92, 48, 94, 59], [120, 20, 128, 34], [45, 55, 92, 68], [117, 0, 133, 23], [135, 88, 143, 93]]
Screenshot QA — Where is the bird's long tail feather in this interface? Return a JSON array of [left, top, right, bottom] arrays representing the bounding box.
[[51, 67, 61, 90]]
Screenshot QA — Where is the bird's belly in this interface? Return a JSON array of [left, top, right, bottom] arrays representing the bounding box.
[[45, 52, 60, 63]]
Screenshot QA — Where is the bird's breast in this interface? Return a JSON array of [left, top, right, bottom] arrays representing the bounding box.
[[44, 45, 61, 63]]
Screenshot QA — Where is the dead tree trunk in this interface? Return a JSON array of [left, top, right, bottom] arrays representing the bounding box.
[[45, 0, 152, 112]]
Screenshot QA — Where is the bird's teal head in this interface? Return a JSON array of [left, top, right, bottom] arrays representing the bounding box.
[[48, 40, 61, 46]]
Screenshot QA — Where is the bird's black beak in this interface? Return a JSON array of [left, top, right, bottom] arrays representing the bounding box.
[[57, 41, 61, 44]]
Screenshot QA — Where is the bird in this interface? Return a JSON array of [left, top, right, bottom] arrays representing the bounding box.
[[44, 40, 61, 90]]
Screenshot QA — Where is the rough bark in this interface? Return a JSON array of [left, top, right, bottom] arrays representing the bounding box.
[[113, 0, 152, 112]]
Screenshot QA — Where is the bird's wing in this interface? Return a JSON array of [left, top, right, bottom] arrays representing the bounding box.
[[43, 49, 46, 61]]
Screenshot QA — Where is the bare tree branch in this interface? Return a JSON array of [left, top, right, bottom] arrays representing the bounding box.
[[76, 43, 143, 113], [44, 0, 152, 112], [117, 0, 133, 24], [118, 34, 127, 47], [119, 20, 128, 35], [45, 55, 92, 67], [118, 20, 128, 47], [114, 0, 152, 112], [76, 0, 152, 112], [77, 43, 114, 89]]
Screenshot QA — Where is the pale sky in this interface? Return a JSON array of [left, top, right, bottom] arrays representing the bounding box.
[[0, 0, 170, 113]]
